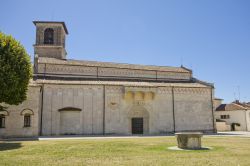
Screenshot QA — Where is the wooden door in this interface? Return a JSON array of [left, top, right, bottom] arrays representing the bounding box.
[[132, 118, 143, 134]]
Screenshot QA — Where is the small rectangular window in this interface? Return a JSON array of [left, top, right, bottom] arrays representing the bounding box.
[[24, 115, 31, 127], [221, 115, 230, 119], [0, 115, 5, 128]]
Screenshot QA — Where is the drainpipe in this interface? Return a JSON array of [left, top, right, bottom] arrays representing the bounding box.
[[172, 86, 176, 133]]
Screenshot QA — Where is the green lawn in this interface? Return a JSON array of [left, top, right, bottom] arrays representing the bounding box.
[[0, 136, 250, 166]]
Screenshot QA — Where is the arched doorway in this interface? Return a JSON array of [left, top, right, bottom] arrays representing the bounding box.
[[128, 106, 149, 134], [58, 107, 81, 135]]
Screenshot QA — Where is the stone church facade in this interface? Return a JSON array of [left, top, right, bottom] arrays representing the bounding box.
[[0, 21, 216, 138]]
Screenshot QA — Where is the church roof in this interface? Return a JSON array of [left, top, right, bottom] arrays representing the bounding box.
[[216, 103, 249, 111], [33, 21, 68, 34], [34, 79, 210, 88], [34, 57, 215, 87], [234, 102, 250, 109], [38, 57, 190, 73]]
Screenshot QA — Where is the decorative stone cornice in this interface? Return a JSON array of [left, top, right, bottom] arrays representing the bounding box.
[[174, 88, 210, 94]]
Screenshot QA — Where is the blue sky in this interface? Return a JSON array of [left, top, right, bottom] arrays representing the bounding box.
[[1, 0, 250, 103]]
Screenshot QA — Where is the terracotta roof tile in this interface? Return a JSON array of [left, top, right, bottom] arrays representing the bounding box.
[[33, 21, 68, 34], [34, 79, 209, 88], [216, 103, 248, 111], [38, 57, 190, 73]]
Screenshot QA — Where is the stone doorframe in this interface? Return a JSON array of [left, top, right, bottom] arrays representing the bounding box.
[[128, 105, 149, 134]]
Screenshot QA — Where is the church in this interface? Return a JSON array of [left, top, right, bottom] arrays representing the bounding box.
[[0, 21, 216, 137]]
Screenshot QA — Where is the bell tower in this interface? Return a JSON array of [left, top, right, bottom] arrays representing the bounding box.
[[33, 21, 68, 59]]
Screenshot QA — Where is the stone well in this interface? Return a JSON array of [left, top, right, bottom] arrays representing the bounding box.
[[175, 132, 203, 150]]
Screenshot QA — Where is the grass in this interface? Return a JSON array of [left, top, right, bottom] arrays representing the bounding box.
[[0, 136, 250, 166]]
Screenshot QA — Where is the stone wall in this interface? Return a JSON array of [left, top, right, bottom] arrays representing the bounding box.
[[213, 98, 223, 110], [35, 23, 66, 46], [35, 47, 66, 59], [151, 87, 174, 134], [41, 84, 104, 135], [34, 22, 67, 59], [40, 84, 214, 136], [216, 122, 231, 131], [1, 83, 214, 137], [174, 88, 214, 132], [0, 86, 41, 138]]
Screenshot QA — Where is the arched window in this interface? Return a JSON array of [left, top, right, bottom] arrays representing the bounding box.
[[44, 28, 54, 44], [21, 109, 34, 127], [0, 110, 8, 128], [24, 114, 31, 127], [0, 115, 5, 128]]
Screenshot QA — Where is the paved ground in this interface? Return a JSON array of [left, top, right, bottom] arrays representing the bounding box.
[[1, 131, 249, 141], [38, 131, 250, 141], [210, 131, 250, 137]]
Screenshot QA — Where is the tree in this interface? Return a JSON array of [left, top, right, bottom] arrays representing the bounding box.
[[0, 32, 32, 111]]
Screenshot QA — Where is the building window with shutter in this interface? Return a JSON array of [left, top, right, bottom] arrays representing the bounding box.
[[221, 115, 230, 119], [24, 114, 31, 127], [0, 115, 5, 128]]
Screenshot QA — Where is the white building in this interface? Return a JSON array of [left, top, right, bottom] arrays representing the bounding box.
[[215, 101, 250, 131]]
